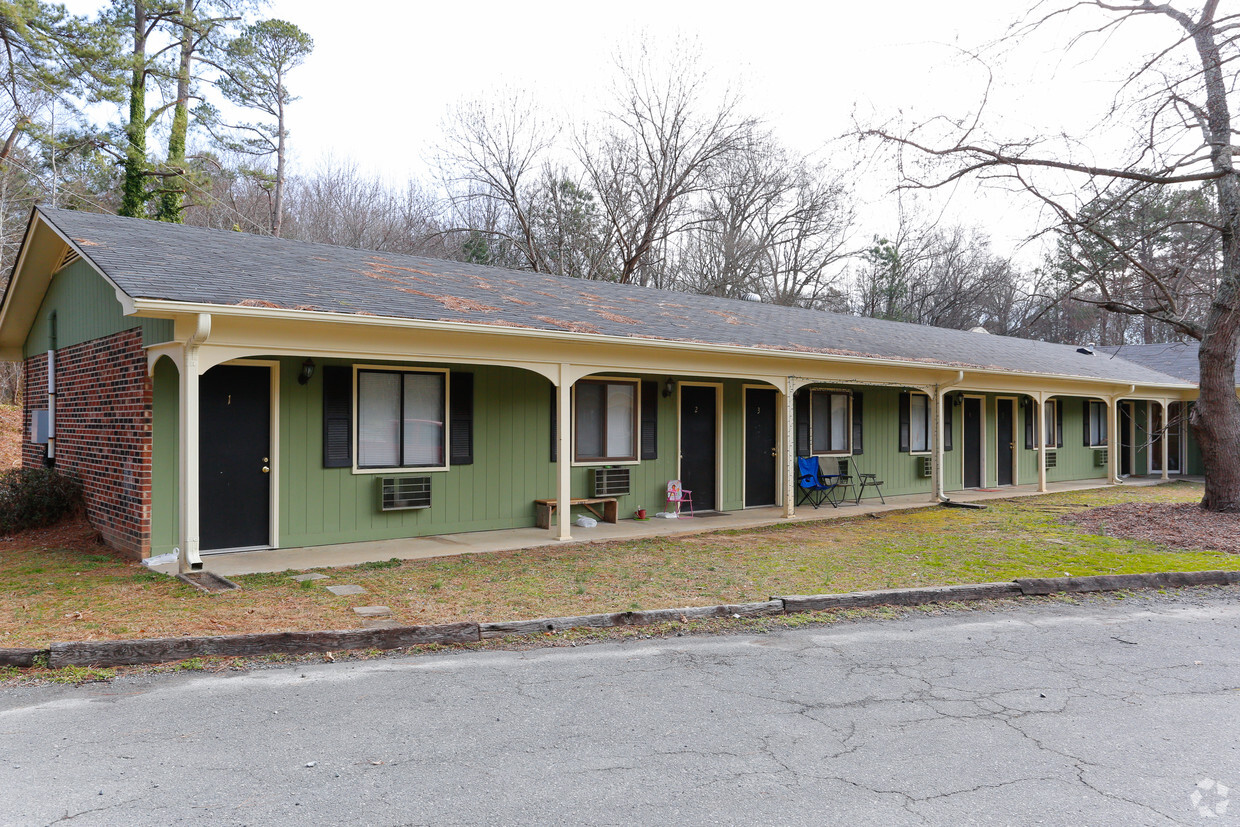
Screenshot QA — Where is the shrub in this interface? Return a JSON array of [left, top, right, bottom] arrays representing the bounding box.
[[0, 468, 82, 535]]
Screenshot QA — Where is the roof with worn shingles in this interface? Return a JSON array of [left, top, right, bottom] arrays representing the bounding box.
[[36, 207, 1191, 387], [1097, 343, 1202, 384]]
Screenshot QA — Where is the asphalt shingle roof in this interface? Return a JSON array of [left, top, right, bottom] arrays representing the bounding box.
[[1097, 343, 1201, 384], [36, 207, 1190, 387]]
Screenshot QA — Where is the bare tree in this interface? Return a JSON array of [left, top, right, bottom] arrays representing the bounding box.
[[434, 93, 557, 272], [577, 41, 755, 285], [863, 0, 1240, 511]]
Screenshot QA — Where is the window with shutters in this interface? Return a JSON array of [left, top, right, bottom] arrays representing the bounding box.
[[809, 390, 851, 455], [573, 378, 639, 463], [1044, 400, 1060, 448], [354, 367, 448, 471], [1087, 400, 1108, 447], [909, 393, 932, 453]]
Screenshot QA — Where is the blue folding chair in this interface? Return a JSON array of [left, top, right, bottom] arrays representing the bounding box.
[[797, 456, 839, 509]]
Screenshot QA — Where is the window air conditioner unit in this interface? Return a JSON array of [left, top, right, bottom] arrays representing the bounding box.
[[1093, 448, 1108, 468], [379, 476, 431, 511], [593, 467, 631, 497], [1044, 452, 1057, 469], [916, 456, 933, 478]]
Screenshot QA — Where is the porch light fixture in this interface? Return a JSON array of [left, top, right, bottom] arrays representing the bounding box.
[[951, 392, 962, 407], [662, 378, 676, 398], [298, 358, 316, 385]]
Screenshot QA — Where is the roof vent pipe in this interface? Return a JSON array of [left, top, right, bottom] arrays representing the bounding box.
[[742, 292, 762, 302], [1077, 343, 1095, 355]]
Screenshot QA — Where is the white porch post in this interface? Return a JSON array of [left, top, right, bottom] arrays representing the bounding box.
[[177, 314, 210, 574], [1160, 399, 1170, 481], [556, 363, 573, 541], [931, 386, 944, 503], [1036, 393, 1048, 493], [783, 379, 796, 518]]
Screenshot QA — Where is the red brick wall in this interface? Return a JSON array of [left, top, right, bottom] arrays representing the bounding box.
[[23, 328, 152, 558]]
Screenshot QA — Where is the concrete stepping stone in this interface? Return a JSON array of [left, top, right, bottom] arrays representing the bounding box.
[[290, 573, 328, 582], [353, 605, 391, 617], [326, 584, 366, 596]]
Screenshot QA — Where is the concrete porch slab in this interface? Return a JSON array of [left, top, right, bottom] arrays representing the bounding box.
[[165, 477, 1186, 577]]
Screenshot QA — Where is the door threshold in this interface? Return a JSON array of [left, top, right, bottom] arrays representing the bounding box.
[[201, 544, 274, 556]]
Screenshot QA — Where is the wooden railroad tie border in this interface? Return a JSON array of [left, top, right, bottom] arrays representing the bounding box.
[[3, 570, 1238, 669]]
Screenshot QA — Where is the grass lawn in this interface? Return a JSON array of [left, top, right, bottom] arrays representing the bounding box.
[[0, 480, 1232, 650]]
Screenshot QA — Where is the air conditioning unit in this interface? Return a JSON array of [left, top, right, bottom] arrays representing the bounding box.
[[1093, 448, 1108, 467], [916, 456, 933, 478], [1044, 452, 1057, 469], [378, 476, 431, 511], [593, 467, 631, 497]]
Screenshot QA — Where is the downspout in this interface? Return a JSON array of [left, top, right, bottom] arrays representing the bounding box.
[[45, 348, 55, 466], [932, 371, 966, 503]]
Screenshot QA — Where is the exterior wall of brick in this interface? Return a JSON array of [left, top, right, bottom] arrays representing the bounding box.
[[22, 328, 152, 558]]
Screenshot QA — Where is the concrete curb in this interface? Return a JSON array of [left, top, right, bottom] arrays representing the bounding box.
[[5, 570, 1238, 669]]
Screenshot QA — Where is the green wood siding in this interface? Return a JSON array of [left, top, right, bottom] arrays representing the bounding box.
[[150, 356, 180, 555], [23, 259, 172, 356]]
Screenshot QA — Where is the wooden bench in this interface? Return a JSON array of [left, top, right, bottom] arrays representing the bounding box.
[[534, 497, 619, 529]]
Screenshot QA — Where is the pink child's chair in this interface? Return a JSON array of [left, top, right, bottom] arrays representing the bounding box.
[[666, 479, 694, 517]]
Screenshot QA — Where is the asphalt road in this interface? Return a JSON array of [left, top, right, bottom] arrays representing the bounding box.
[[2, 587, 1239, 826]]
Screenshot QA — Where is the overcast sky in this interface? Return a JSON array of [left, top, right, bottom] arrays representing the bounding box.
[[63, 0, 1180, 262]]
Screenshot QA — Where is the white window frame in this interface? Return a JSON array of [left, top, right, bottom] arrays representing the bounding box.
[[572, 377, 641, 466], [352, 365, 450, 474], [1088, 400, 1109, 447], [909, 392, 932, 455], [1044, 399, 1060, 449], [809, 389, 852, 456]]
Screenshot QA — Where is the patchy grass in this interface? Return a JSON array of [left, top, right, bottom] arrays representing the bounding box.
[[0, 481, 1230, 650]]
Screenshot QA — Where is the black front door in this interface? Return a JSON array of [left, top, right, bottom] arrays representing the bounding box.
[[996, 399, 1014, 486], [963, 397, 983, 489], [744, 388, 777, 506], [680, 385, 717, 511], [200, 364, 271, 550], [1120, 403, 1133, 476]]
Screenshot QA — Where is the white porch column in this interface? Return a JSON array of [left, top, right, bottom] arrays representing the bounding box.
[[556, 363, 573, 541], [177, 347, 201, 572], [1160, 399, 1170, 481], [1036, 393, 1048, 493], [931, 386, 945, 503], [177, 315, 210, 574], [783, 377, 797, 518]]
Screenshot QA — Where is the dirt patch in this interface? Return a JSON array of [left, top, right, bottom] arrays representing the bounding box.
[[1064, 501, 1240, 553]]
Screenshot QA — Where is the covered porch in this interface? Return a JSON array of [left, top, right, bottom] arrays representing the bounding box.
[[162, 476, 1181, 576]]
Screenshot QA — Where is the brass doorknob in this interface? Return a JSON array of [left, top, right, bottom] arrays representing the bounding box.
[[262, 466, 270, 474]]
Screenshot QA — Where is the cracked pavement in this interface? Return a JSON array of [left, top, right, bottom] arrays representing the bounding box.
[[2, 587, 1238, 825]]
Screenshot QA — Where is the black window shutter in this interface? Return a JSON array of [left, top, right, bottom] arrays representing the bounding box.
[[449, 372, 474, 465], [549, 382, 557, 463], [1024, 401, 1034, 450], [898, 392, 911, 452], [851, 392, 864, 455], [322, 365, 352, 468], [944, 396, 953, 452], [795, 390, 810, 456], [1083, 399, 1091, 446], [640, 380, 658, 460], [1056, 401, 1064, 448]]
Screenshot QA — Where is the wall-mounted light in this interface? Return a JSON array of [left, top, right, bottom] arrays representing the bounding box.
[[298, 358, 316, 385], [662, 378, 676, 398], [951, 392, 962, 407]]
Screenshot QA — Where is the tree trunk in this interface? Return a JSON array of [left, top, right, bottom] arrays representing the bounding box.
[[272, 68, 285, 237], [157, 0, 194, 223], [119, 1, 148, 218]]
